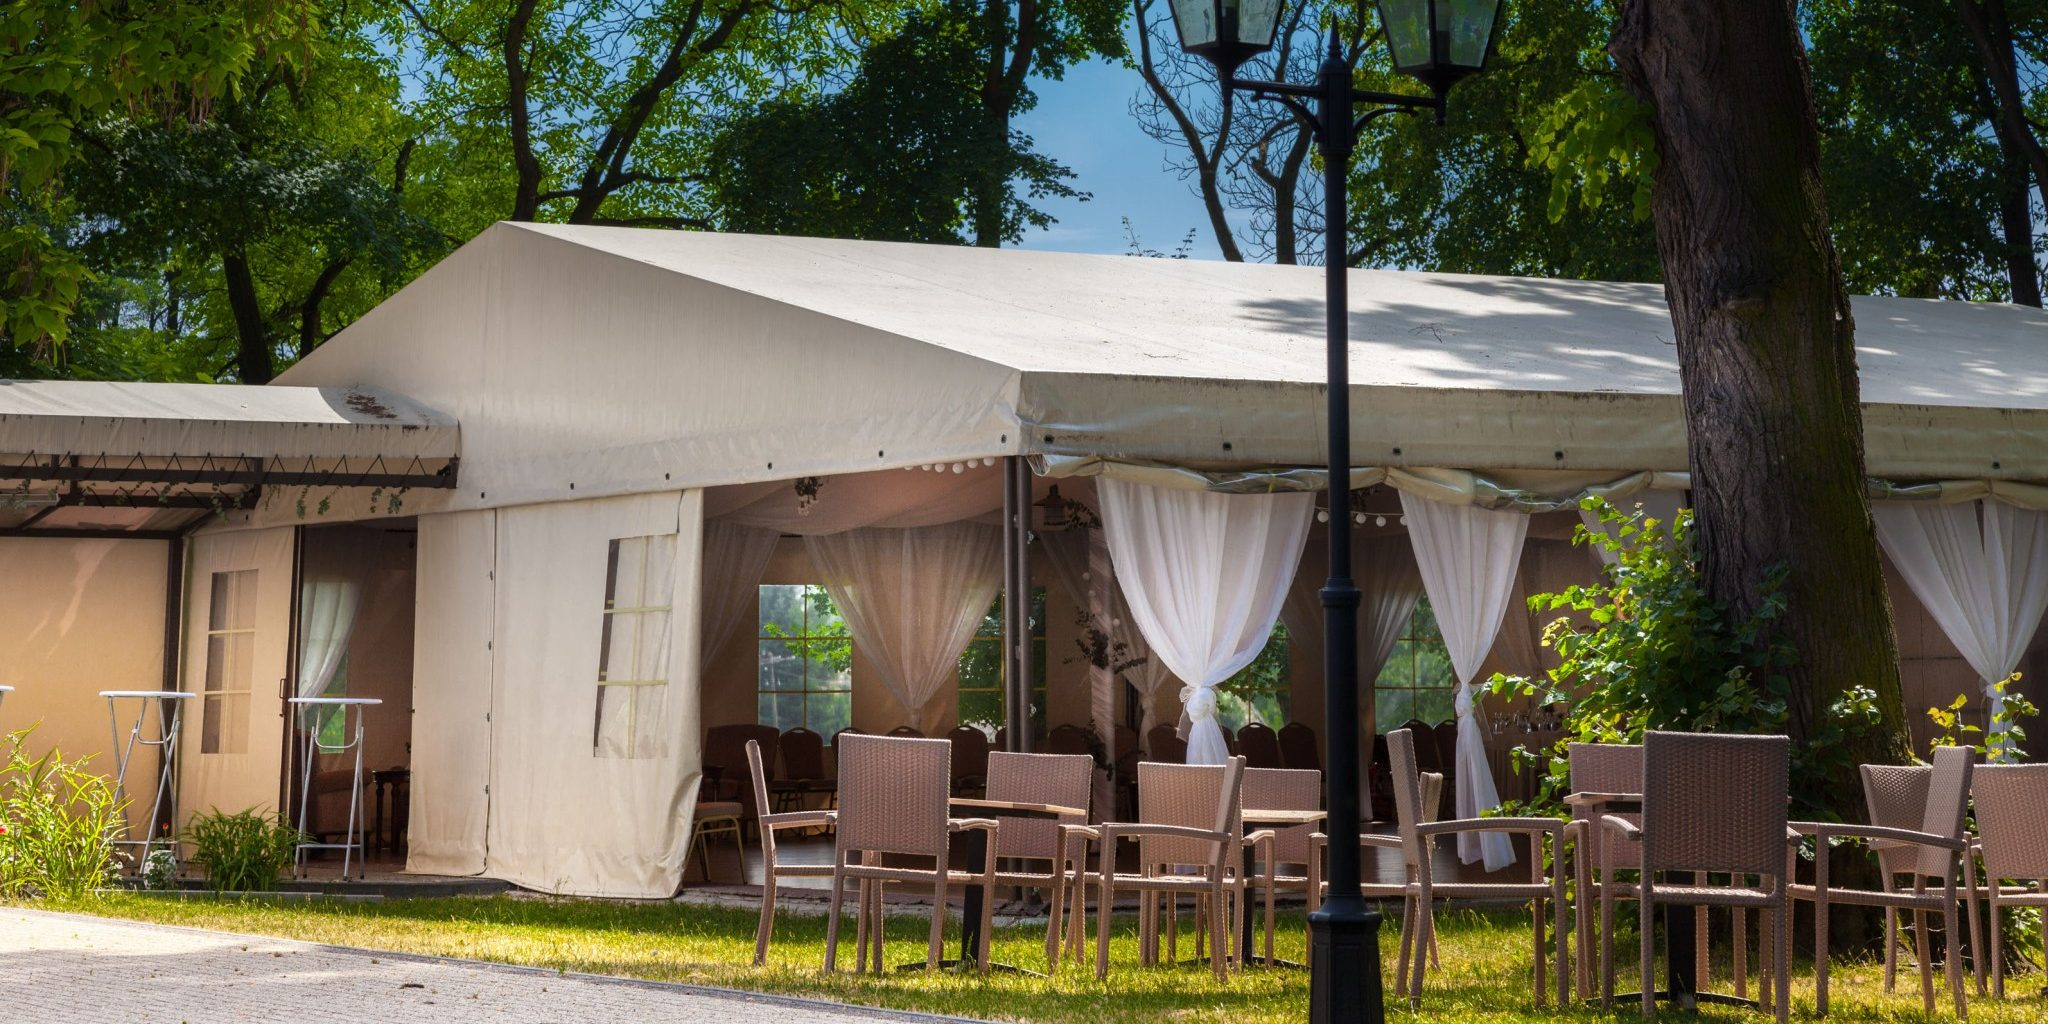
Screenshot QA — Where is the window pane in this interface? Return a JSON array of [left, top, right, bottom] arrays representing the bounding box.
[[221, 693, 249, 754], [760, 692, 805, 732], [803, 585, 845, 637], [595, 684, 634, 757], [632, 685, 668, 757], [958, 691, 1003, 733], [635, 609, 672, 683], [957, 638, 1000, 692], [810, 692, 853, 737], [758, 638, 802, 692], [1375, 688, 1414, 732], [1414, 645, 1456, 690], [209, 570, 256, 630], [638, 535, 677, 607], [1414, 686, 1457, 726], [201, 694, 225, 754], [759, 584, 805, 635], [808, 640, 852, 692]]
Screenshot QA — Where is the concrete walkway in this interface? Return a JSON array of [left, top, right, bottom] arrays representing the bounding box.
[[0, 907, 973, 1024]]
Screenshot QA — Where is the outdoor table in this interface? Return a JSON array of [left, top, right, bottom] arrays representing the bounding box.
[[102, 690, 197, 872], [1240, 806, 1329, 968], [288, 697, 382, 880], [1565, 790, 1754, 1011], [900, 796, 1085, 975]]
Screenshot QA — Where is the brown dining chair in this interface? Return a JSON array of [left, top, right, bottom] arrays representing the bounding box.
[[886, 724, 926, 738], [744, 738, 835, 965], [704, 723, 778, 802], [947, 725, 991, 795], [1600, 732, 1794, 1023], [1236, 722, 1285, 769], [1046, 723, 1093, 757], [1967, 762, 2048, 1000], [770, 727, 833, 811], [1791, 745, 1974, 1018], [1431, 721, 1460, 786], [823, 733, 999, 973], [1386, 728, 1565, 1009], [1277, 722, 1320, 772], [1147, 724, 1187, 764], [1054, 757, 1254, 981]]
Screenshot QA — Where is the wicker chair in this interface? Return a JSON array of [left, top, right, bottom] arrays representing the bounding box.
[[1237, 723, 1285, 769], [1242, 767, 1322, 960], [770, 727, 834, 811], [1054, 757, 1255, 981], [1565, 742, 1643, 1001], [1387, 728, 1566, 1009], [975, 750, 1093, 967], [1857, 761, 1934, 995], [1277, 722, 1320, 772], [1147, 724, 1187, 764], [823, 733, 999, 973], [947, 726, 991, 796], [1790, 745, 1974, 1018], [1968, 762, 2048, 1000], [744, 738, 835, 965], [1600, 731, 1794, 1023], [1309, 769, 1445, 979]]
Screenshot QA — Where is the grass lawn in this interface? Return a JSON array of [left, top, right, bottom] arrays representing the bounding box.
[[47, 894, 2046, 1024]]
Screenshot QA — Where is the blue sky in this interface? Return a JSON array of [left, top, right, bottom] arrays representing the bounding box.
[[1011, 55, 1244, 261]]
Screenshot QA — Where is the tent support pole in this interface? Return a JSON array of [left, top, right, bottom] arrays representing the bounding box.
[[1002, 455, 1033, 754]]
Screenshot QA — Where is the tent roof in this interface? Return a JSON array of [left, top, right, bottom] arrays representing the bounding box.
[[275, 223, 2048, 510], [0, 380, 458, 536]]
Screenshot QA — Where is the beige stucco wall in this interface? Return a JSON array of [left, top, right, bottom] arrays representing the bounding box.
[[0, 536, 170, 791]]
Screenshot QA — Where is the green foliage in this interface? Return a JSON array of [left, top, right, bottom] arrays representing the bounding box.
[[706, 2, 1091, 244], [1926, 674, 2039, 760], [0, 728, 125, 900], [1, 0, 314, 354], [183, 808, 305, 893], [1217, 624, 1289, 730], [1488, 498, 1881, 821], [1525, 79, 1657, 224]]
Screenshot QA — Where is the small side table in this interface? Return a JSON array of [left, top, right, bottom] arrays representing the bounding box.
[[287, 697, 382, 880], [371, 768, 410, 857], [101, 690, 196, 873]]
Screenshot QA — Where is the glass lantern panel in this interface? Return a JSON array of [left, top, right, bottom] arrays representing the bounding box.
[[1236, 0, 1285, 48], [1172, 0, 1218, 48], [1378, 0, 1432, 71], [1445, 0, 1500, 67]]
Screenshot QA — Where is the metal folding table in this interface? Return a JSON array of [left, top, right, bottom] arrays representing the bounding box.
[[101, 690, 196, 872], [287, 696, 382, 880]]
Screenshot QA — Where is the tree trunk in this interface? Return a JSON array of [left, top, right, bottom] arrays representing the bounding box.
[[1956, 0, 2048, 223], [1998, 144, 2041, 306], [1610, 0, 1912, 818], [222, 250, 274, 384]]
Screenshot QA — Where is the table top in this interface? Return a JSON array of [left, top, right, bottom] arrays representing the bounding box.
[[0, 685, 12, 692], [1563, 791, 1642, 807], [1244, 808, 1328, 827], [950, 797, 1085, 819], [100, 690, 195, 700], [286, 697, 384, 705]]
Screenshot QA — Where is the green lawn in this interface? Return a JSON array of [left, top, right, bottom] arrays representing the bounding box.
[[48, 894, 2046, 1024]]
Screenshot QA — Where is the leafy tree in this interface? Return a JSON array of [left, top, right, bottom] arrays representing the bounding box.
[[706, 2, 1089, 244], [1, 1, 314, 356]]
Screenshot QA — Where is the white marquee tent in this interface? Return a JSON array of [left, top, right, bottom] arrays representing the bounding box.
[[5, 222, 2046, 895]]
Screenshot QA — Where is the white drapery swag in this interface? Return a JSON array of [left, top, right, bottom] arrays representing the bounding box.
[[806, 523, 1004, 734], [295, 579, 361, 727], [1401, 491, 1527, 870], [1874, 500, 2048, 757], [698, 521, 780, 670], [1098, 478, 1313, 765]]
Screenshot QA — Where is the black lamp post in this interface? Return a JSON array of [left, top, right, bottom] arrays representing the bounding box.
[[1167, 3, 1502, 1023]]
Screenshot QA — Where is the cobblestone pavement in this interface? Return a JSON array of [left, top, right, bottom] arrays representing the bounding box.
[[0, 907, 971, 1024]]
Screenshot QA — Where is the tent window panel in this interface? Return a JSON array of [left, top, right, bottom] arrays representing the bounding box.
[[1218, 623, 1289, 732], [1373, 597, 1457, 729], [595, 534, 676, 759], [757, 585, 851, 735], [956, 589, 1046, 737], [201, 569, 257, 755]]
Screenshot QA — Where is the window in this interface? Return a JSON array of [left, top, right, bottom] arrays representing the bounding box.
[[1218, 623, 1290, 732], [757, 585, 852, 735], [956, 589, 1047, 737], [201, 570, 256, 754], [1374, 597, 1457, 729], [595, 534, 676, 758]]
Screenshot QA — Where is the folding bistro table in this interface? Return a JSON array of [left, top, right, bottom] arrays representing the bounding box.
[[101, 690, 196, 872], [287, 696, 382, 880]]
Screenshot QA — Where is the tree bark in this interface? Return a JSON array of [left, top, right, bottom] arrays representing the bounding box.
[[973, 0, 1039, 247], [1956, 0, 2048, 224], [1998, 142, 2041, 306], [222, 250, 274, 384], [1610, 0, 1912, 814]]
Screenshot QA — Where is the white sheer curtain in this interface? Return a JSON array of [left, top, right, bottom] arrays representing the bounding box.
[[296, 578, 361, 725], [806, 523, 1003, 734], [1098, 478, 1313, 764], [1401, 491, 1527, 870], [698, 521, 780, 670], [1874, 500, 2048, 757], [1041, 530, 1176, 736]]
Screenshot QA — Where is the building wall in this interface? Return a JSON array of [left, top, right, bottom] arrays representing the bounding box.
[[0, 537, 170, 794]]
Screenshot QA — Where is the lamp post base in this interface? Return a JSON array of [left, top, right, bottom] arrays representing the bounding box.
[[1308, 897, 1386, 1024]]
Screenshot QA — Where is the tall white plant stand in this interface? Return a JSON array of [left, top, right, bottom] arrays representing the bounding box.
[[101, 690, 196, 872], [287, 696, 381, 880]]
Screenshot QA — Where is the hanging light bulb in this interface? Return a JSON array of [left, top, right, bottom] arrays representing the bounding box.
[[1316, 508, 1330, 523], [1354, 512, 1368, 525], [982, 456, 996, 467], [952, 462, 965, 474], [1375, 515, 1387, 527]]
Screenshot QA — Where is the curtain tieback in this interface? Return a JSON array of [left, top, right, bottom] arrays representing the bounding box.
[[1180, 684, 1218, 722], [1453, 679, 1476, 718]]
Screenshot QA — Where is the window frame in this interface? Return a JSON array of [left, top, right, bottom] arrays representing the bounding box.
[[755, 584, 853, 735], [200, 569, 257, 755], [594, 534, 676, 759], [955, 588, 1048, 738], [1372, 596, 1458, 730]]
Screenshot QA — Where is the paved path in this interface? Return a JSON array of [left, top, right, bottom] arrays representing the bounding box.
[[0, 907, 970, 1024]]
